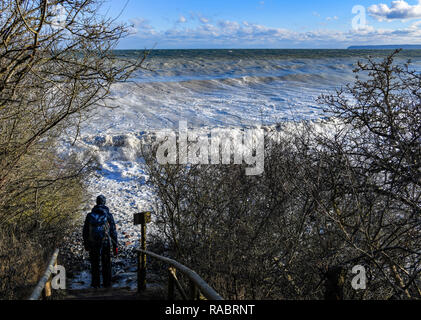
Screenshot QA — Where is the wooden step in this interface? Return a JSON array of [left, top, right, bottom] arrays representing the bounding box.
[[64, 286, 165, 300]]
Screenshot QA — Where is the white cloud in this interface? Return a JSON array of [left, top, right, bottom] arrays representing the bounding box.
[[368, 0, 421, 21], [128, 18, 156, 36], [178, 16, 187, 23], [326, 16, 339, 21], [409, 18, 421, 28], [127, 17, 421, 47], [199, 17, 209, 23]]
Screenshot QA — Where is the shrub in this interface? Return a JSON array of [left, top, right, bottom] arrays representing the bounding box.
[[0, 0, 143, 299], [143, 51, 420, 300]]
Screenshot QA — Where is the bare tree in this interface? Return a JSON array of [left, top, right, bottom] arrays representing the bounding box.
[[317, 50, 420, 299], [0, 0, 144, 298]]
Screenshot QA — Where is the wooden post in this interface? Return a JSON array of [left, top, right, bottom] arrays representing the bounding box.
[[42, 279, 52, 300], [168, 268, 175, 300], [28, 249, 60, 300], [134, 211, 151, 292], [168, 267, 188, 300], [137, 251, 144, 292], [189, 280, 199, 300], [140, 220, 147, 291], [43, 259, 58, 300]]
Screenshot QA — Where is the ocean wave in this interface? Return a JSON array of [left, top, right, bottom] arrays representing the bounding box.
[[133, 58, 354, 85], [76, 50, 421, 134], [121, 72, 342, 94]]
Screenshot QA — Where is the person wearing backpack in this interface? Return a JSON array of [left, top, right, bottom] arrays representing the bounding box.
[[83, 195, 118, 288]]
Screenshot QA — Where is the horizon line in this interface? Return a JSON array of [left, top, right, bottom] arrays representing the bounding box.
[[113, 45, 421, 50]]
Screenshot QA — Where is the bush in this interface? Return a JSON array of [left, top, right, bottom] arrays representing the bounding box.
[[143, 51, 420, 300], [0, 0, 143, 299]]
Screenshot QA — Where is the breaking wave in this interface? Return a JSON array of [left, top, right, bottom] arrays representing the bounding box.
[[78, 49, 421, 134]]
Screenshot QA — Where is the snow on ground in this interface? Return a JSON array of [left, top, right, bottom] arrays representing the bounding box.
[[59, 131, 159, 289]]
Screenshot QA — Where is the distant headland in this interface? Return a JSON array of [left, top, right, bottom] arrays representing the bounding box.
[[348, 44, 421, 49]]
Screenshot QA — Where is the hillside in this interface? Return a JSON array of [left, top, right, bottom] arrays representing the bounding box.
[[348, 44, 421, 49]]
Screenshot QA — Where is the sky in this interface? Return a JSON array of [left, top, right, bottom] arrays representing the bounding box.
[[99, 0, 421, 49]]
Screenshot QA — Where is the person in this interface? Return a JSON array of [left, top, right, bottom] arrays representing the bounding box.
[[83, 195, 118, 288]]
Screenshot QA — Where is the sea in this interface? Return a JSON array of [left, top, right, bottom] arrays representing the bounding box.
[[82, 49, 421, 134], [66, 49, 421, 288]]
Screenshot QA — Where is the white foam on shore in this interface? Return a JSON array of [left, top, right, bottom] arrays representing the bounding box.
[[81, 80, 330, 136], [61, 116, 348, 288]]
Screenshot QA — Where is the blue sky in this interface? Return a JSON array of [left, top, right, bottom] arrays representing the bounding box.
[[100, 0, 421, 49]]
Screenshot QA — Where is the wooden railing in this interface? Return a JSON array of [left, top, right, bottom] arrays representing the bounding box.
[[28, 248, 60, 300], [134, 211, 223, 300], [27, 211, 223, 301], [136, 248, 223, 301], [28, 246, 222, 301]]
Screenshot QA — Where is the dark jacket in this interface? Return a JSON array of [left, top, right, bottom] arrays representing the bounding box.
[[83, 205, 118, 250]]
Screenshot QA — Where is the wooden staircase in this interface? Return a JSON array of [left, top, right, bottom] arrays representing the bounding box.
[[63, 285, 166, 300]]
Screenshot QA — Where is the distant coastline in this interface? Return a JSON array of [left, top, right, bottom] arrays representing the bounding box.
[[348, 44, 421, 50]]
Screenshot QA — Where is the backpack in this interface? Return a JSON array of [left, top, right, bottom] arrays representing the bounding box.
[[87, 211, 111, 246]]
